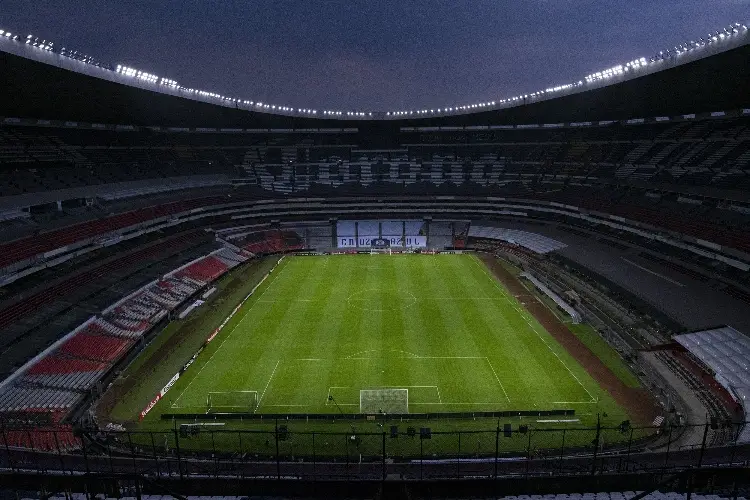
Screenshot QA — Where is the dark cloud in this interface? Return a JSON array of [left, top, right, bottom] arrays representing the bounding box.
[[1, 0, 746, 109]]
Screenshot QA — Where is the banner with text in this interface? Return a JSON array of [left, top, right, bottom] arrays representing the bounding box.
[[337, 236, 427, 248]]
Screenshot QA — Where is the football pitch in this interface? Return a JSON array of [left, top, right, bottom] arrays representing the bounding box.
[[157, 253, 624, 420]]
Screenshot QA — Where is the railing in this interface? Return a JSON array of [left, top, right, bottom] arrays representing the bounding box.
[[1, 421, 747, 480]]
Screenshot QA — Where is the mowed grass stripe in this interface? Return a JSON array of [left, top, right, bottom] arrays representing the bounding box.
[[170, 257, 291, 409], [426, 257, 510, 403], [158, 254, 621, 417], [466, 255, 596, 402]]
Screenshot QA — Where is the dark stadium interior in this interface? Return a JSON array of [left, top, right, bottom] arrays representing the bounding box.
[[0, 16, 750, 500], [2, 42, 750, 128]]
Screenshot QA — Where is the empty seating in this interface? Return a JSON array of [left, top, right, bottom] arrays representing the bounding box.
[[469, 226, 567, 254], [23, 356, 109, 390], [0, 195, 232, 270], [0, 231, 206, 331], [175, 256, 229, 284], [0, 386, 82, 412], [57, 333, 134, 362], [0, 245, 246, 444], [242, 229, 304, 254]]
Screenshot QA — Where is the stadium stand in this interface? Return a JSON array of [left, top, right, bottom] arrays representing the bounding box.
[[0, 194, 243, 273], [57, 332, 134, 362], [0, 230, 211, 346], [0, 245, 248, 432], [469, 226, 567, 254], [1, 117, 749, 285], [239, 229, 304, 254], [674, 327, 750, 418], [14, 492, 750, 500], [520, 272, 582, 323], [0, 24, 749, 488]]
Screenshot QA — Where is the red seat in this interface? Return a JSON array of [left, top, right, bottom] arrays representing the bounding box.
[[0, 195, 232, 269], [27, 356, 108, 375], [57, 333, 134, 362], [176, 256, 229, 283]]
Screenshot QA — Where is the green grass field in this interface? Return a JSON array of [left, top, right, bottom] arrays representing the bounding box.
[[153, 254, 623, 421]]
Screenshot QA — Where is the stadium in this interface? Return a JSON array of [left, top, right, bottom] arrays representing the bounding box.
[[0, 12, 749, 500]]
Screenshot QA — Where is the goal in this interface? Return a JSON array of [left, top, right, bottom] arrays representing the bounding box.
[[359, 388, 408, 414], [370, 237, 392, 255], [206, 391, 258, 413], [370, 247, 392, 255]]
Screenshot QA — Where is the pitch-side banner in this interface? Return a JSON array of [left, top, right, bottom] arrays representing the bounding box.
[[337, 236, 427, 248]]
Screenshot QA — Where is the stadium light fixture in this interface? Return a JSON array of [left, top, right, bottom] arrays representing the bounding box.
[[2, 21, 747, 118]]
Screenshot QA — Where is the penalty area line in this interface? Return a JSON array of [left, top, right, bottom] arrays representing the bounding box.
[[473, 255, 596, 403], [255, 360, 280, 412], [484, 357, 511, 403], [169, 258, 289, 408]]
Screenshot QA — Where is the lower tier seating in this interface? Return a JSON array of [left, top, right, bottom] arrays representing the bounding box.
[[242, 229, 304, 254], [0, 246, 248, 442]]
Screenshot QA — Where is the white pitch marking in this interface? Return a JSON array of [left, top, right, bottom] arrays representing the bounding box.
[[520, 320, 596, 403], [362, 385, 438, 388], [551, 401, 599, 404], [344, 349, 421, 359], [325, 386, 350, 405], [471, 255, 596, 403], [412, 402, 508, 405], [255, 360, 281, 412], [484, 357, 511, 403], [343, 356, 486, 360], [170, 257, 289, 407], [418, 297, 506, 301]]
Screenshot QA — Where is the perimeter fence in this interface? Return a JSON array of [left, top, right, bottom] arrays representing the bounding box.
[[1, 420, 748, 480]]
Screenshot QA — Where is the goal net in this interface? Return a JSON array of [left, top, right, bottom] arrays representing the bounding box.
[[206, 391, 258, 413], [370, 248, 392, 255], [360, 389, 408, 414]]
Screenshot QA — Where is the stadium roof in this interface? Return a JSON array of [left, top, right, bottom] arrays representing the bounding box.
[[1, 23, 749, 128]]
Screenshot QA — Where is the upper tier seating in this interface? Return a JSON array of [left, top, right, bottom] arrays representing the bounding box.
[[0, 116, 749, 271], [0, 195, 232, 270], [0, 231, 208, 331], [544, 193, 750, 254]]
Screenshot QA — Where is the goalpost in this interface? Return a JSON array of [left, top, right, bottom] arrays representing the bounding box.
[[360, 388, 408, 414], [206, 391, 258, 413], [369, 247, 392, 255], [370, 237, 392, 255]]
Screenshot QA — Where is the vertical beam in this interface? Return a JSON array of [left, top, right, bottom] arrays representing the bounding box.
[[382, 430, 386, 481], [591, 413, 601, 476], [275, 419, 281, 480], [698, 421, 709, 467], [173, 422, 184, 480]]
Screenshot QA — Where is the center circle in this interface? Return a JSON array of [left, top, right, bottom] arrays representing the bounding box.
[[346, 289, 417, 312]]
